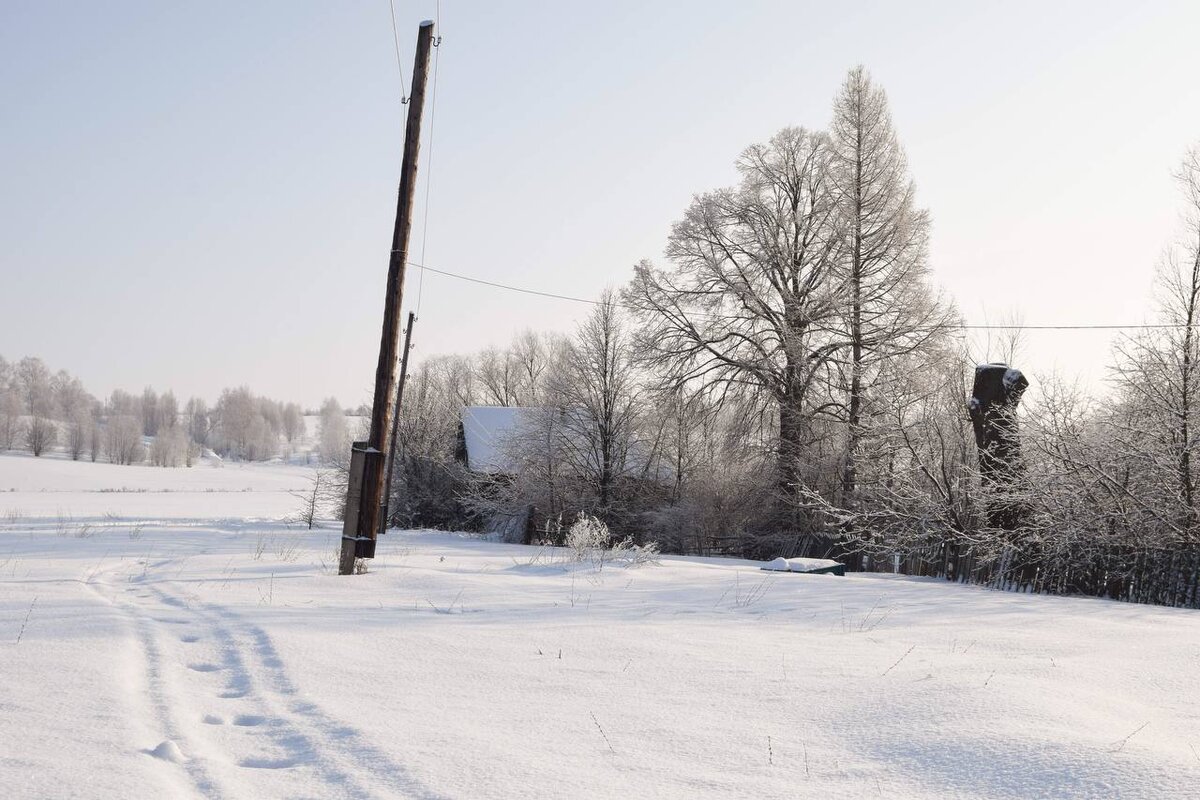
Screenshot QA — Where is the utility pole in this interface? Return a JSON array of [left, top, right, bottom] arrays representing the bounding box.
[[340, 19, 435, 575], [380, 311, 416, 534]]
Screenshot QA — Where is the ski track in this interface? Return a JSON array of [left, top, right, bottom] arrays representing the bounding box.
[[87, 555, 446, 800]]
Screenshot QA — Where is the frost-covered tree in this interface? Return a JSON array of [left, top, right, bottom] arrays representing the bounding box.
[[281, 402, 305, 443], [14, 357, 51, 417], [829, 66, 951, 508], [185, 397, 212, 448], [626, 127, 845, 518], [105, 415, 144, 465], [1108, 148, 1200, 540], [0, 386, 21, 451], [318, 397, 350, 466], [554, 290, 642, 519], [65, 406, 94, 461], [150, 425, 189, 467], [141, 387, 160, 436]]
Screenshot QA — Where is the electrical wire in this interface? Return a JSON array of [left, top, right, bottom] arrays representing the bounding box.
[[386, 0, 407, 104], [406, 259, 1196, 332]]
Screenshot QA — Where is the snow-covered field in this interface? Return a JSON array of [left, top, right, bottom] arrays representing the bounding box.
[[2, 454, 1200, 799]]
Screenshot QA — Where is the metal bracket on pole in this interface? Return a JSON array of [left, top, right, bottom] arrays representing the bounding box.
[[339, 441, 382, 573]]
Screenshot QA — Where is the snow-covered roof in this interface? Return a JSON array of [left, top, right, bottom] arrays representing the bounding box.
[[460, 406, 534, 473]]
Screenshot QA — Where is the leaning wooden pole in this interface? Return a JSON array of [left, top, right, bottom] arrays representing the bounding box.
[[340, 20, 434, 575], [380, 311, 417, 534]]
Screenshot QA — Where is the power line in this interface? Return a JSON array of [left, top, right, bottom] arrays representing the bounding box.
[[386, 0, 408, 104], [406, 259, 1192, 332]]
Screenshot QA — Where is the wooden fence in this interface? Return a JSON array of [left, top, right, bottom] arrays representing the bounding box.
[[851, 542, 1200, 610]]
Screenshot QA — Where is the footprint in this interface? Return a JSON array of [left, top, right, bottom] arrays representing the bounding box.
[[180, 634, 201, 643], [188, 663, 221, 673], [202, 714, 224, 725], [232, 714, 268, 727], [219, 689, 248, 699], [154, 618, 189, 625]]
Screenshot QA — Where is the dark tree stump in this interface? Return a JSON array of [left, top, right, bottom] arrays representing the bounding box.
[[969, 363, 1029, 531]]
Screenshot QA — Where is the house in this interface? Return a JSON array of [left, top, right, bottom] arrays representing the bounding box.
[[458, 406, 538, 543]]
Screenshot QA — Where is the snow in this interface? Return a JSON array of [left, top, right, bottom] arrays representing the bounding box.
[[149, 740, 187, 763], [3, 452, 1200, 798], [1003, 367, 1026, 390], [762, 556, 842, 573], [460, 405, 531, 473]]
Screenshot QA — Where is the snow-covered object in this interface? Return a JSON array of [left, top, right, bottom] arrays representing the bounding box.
[[460, 406, 531, 473], [762, 556, 843, 574], [147, 740, 185, 763], [1002, 367, 1025, 391]]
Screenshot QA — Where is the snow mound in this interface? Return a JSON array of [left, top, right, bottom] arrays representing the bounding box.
[[147, 740, 185, 763], [762, 556, 843, 574]]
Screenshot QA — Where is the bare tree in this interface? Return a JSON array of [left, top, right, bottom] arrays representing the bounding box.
[[1109, 147, 1200, 538], [291, 468, 334, 529], [626, 126, 845, 519], [477, 346, 521, 406], [105, 415, 145, 465], [554, 290, 642, 520], [25, 416, 56, 457]]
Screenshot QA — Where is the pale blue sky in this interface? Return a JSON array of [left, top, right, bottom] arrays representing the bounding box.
[[4, 1, 1200, 407]]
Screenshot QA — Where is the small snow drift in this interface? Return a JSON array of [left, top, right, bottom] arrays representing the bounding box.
[[146, 740, 185, 763], [762, 556, 845, 576]]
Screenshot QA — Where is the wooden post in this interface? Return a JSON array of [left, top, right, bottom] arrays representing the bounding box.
[[380, 311, 416, 534], [338, 441, 370, 575], [340, 20, 435, 575]]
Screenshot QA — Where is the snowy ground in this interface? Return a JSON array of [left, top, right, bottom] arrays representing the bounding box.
[[3, 454, 1200, 799]]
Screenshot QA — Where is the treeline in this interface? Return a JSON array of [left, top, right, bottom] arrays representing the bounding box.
[[0, 357, 359, 467], [387, 67, 1200, 606]]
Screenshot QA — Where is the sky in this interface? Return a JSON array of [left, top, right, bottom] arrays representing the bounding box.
[[4, 1, 1200, 409]]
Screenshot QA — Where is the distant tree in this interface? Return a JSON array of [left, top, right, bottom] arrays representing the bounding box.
[[213, 387, 259, 459], [0, 388, 20, 451], [105, 415, 145, 465], [88, 409, 101, 462], [150, 425, 189, 467], [157, 391, 178, 431], [65, 406, 93, 461], [14, 357, 51, 417], [281, 402, 305, 443], [51, 370, 88, 420], [185, 397, 212, 447], [25, 415, 56, 457], [318, 397, 350, 466], [107, 389, 141, 419], [141, 387, 160, 436]]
